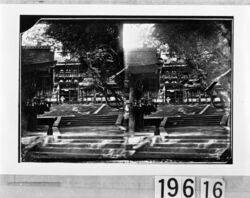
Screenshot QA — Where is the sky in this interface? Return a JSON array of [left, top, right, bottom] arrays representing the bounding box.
[[123, 23, 156, 50], [22, 23, 158, 51]]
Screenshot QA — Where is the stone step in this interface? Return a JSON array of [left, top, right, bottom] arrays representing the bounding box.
[[165, 126, 229, 134], [166, 120, 222, 124], [167, 119, 222, 123], [37, 147, 125, 155], [60, 119, 117, 122], [164, 130, 229, 135], [61, 117, 117, 121], [29, 152, 113, 161], [56, 134, 229, 141], [140, 147, 222, 154], [58, 135, 124, 140], [59, 131, 125, 135], [166, 123, 222, 127], [62, 115, 118, 118], [166, 129, 227, 133], [34, 146, 226, 156], [166, 119, 222, 122], [46, 142, 229, 149], [46, 142, 128, 148], [29, 147, 226, 162], [60, 125, 116, 127], [60, 122, 117, 125], [163, 139, 230, 143], [130, 151, 222, 160], [168, 114, 222, 118], [58, 126, 118, 130], [59, 115, 118, 127], [165, 115, 223, 127], [60, 119, 117, 121], [59, 121, 115, 124], [164, 135, 229, 139], [166, 118, 222, 122], [167, 116, 222, 119], [154, 143, 229, 148], [58, 139, 125, 143], [59, 122, 116, 127], [61, 119, 116, 123], [165, 132, 229, 137]]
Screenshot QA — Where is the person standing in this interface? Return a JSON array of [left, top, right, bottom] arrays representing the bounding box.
[[60, 96, 65, 104]]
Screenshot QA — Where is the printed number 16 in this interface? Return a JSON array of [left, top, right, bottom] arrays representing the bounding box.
[[201, 178, 225, 198]]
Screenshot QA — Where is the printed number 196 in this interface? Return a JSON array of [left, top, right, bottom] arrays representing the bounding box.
[[155, 176, 195, 198]]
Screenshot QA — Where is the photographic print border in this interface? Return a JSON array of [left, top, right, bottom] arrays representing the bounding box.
[[18, 15, 234, 164]]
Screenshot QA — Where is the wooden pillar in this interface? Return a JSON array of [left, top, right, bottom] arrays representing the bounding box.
[[135, 107, 144, 132]]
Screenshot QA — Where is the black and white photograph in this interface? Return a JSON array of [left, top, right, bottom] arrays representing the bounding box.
[[20, 16, 232, 163], [1, 2, 250, 198]]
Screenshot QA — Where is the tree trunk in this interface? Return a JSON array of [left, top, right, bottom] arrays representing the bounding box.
[[128, 86, 135, 133], [135, 109, 144, 131]]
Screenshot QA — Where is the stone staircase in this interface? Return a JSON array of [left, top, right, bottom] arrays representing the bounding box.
[[59, 115, 118, 127], [24, 114, 231, 163], [27, 126, 127, 162], [129, 126, 231, 162], [164, 114, 226, 127], [26, 127, 231, 163]]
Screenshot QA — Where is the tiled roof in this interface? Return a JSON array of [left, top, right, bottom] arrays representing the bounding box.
[[124, 48, 159, 67], [54, 51, 80, 63], [128, 64, 160, 75], [22, 46, 51, 50], [21, 46, 54, 65]]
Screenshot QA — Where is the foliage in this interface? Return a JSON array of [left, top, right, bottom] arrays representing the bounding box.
[[22, 23, 62, 50], [25, 20, 232, 108], [45, 21, 125, 107], [153, 20, 232, 90]]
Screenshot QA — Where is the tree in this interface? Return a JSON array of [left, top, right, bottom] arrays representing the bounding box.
[[45, 21, 125, 108], [22, 23, 62, 49], [152, 20, 232, 110]]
